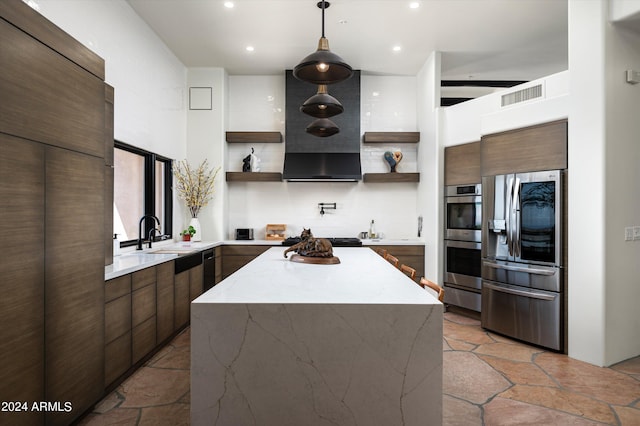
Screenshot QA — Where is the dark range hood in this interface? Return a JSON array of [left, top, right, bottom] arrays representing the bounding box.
[[283, 152, 361, 181], [283, 70, 361, 182]]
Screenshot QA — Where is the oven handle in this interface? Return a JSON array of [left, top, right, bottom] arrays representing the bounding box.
[[483, 261, 556, 276], [484, 282, 556, 301]]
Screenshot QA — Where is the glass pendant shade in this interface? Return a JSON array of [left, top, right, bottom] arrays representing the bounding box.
[[306, 118, 340, 137], [300, 85, 344, 118], [294, 37, 353, 85]]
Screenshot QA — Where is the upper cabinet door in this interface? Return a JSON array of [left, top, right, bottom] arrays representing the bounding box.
[[445, 141, 481, 185], [481, 120, 567, 176], [0, 19, 105, 158]]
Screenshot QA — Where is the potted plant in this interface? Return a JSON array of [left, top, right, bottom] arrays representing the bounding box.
[[173, 159, 220, 242], [180, 225, 196, 241]]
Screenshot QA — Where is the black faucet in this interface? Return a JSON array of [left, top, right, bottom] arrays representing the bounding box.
[[137, 214, 160, 250], [147, 228, 161, 249]]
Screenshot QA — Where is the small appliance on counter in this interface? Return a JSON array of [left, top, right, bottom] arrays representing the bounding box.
[[266, 224, 286, 240], [235, 228, 254, 240]]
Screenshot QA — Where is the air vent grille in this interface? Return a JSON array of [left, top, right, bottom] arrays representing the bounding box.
[[501, 84, 542, 107]]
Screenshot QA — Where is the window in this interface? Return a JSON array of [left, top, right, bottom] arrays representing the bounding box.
[[114, 141, 172, 247]]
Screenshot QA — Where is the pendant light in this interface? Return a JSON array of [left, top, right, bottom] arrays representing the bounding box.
[[293, 1, 353, 85], [300, 84, 344, 118], [306, 118, 340, 137]]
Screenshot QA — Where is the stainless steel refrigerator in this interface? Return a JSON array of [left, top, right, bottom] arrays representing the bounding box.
[[481, 170, 564, 351]]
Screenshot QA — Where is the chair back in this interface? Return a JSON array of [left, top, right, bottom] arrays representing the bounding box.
[[419, 277, 445, 302], [384, 253, 399, 268], [400, 264, 416, 280]]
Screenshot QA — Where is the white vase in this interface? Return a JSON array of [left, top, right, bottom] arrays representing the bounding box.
[[189, 217, 202, 241]]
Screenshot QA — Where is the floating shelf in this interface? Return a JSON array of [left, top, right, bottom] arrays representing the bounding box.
[[226, 131, 282, 143], [363, 132, 420, 144], [363, 173, 420, 183], [226, 172, 283, 182]]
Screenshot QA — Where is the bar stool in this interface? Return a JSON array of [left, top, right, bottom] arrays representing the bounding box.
[[400, 264, 416, 280], [419, 277, 445, 302], [384, 253, 399, 268], [375, 248, 387, 258]]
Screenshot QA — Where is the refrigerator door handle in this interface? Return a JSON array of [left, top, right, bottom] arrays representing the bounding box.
[[483, 261, 556, 276], [484, 282, 556, 301], [513, 177, 521, 258], [506, 177, 514, 256]]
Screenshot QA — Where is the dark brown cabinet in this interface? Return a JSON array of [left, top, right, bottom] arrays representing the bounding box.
[[156, 261, 175, 343], [444, 141, 481, 185], [0, 135, 45, 426], [221, 245, 271, 279], [481, 120, 567, 176], [105, 275, 132, 386], [174, 271, 191, 330], [132, 268, 157, 364], [1, 3, 109, 424]]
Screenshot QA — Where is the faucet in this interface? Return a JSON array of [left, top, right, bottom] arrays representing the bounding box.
[[137, 214, 160, 250], [147, 228, 161, 249]]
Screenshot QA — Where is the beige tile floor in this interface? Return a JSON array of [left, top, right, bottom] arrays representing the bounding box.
[[80, 312, 640, 425]]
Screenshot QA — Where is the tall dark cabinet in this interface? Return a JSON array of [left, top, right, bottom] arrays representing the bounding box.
[[1, 2, 109, 424]]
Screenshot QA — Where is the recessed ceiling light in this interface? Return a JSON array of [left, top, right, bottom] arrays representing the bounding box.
[[409, 2, 420, 9], [224, 2, 234, 9], [245, 45, 254, 52], [393, 45, 402, 52], [372, 91, 380, 97]]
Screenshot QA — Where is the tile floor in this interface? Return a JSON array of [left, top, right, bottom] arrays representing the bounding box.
[[80, 312, 640, 425]]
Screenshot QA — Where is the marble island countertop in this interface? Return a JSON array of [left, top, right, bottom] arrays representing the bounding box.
[[197, 247, 436, 305]]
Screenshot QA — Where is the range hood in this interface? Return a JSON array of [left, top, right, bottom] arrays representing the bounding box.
[[283, 152, 362, 182], [283, 70, 361, 182]]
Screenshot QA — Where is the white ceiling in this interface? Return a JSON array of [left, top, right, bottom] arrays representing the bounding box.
[[126, 0, 568, 81]]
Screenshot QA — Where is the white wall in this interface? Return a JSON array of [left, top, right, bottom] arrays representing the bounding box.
[[416, 52, 442, 282], [185, 69, 228, 242], [224, 74, 421, 242], [36, 0, 187, 160]]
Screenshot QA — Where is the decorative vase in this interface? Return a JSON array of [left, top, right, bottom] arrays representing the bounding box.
[[189, 217, 202, 242]]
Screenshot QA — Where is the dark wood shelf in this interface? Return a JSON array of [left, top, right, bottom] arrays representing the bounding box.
[[363, 132, 420, 144], [226, 131, 282, 143], [226, 172, 282, 182], [363, 173, 420, 183]]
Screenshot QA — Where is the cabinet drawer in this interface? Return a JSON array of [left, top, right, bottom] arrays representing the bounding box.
[[132, 316, 156, 364], [368, 245, 424, 256], [105, 294, 131, 344], [105, 331, 131, 386], [105, 275, 131, 303], [132, 284, 156, 327], [132, 266, 156, 291]]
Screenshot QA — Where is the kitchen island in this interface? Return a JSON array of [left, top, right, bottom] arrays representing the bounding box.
[[191, 247, 442, 426]]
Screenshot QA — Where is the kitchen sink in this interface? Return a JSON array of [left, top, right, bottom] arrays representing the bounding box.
[[150, 249, 196, 255]]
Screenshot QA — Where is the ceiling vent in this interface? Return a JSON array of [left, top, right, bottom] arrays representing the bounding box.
[[501, 83, 543, 107]]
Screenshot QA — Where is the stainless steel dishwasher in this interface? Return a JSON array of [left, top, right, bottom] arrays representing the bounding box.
[[202, 248, 215, 292]]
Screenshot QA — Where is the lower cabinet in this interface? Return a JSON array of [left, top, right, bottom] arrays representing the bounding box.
[[221, 245, 270, 279], [104, 256, 206, 390], [365, 245, 425, 279], [156, 261, 175, 343], [104, 275, 131, 386]]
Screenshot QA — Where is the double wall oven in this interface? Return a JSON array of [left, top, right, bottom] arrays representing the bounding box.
[[481, 170, 564, 351], [443, 184, 482, 312]]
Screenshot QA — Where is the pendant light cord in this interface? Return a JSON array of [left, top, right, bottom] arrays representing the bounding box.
[[321, 0, 326, 38]]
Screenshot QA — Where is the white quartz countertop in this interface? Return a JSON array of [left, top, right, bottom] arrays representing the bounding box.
[[194, 247, 438, 305], [105, 239, 425, 280]]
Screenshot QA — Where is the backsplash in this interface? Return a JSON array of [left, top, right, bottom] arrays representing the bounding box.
[[226, 74, 419, 240]]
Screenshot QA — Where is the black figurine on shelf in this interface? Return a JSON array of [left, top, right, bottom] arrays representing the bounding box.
[[242, 147, 261, 172], [242, 153, 251, 172]]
